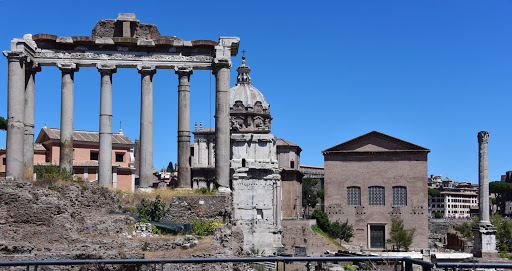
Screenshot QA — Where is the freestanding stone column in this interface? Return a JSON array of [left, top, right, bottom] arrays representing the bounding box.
[[473, 131, 497, 257], [24, 62, 41, 181], [97, 63, 116, 187], [175, 66, 193, 188], [137, 65, 156, 188], [213, 60, 231, 192], [478, 131, 491, 224], [58, 63, 78, 173], [3, 51, 26, 180]]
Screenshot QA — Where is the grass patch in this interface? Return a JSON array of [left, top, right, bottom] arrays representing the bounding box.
[[311, 225, 345, 250]]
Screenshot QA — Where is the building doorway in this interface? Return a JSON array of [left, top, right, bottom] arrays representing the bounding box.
[[369, 225, 385, 249]]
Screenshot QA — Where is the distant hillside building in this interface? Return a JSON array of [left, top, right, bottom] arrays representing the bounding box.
[[322, 131, 430, 250], [429, 177, 479, 218], [0, 127, 136, 192], [300, 164, 325, 213]]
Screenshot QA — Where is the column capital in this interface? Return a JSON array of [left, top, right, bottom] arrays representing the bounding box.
[[26, 61, 41, 73], [137, 64, 156, 74], [212, 59, 231, 74], [478, 131, 489, 144], [174, 66, 193, 76], [96, 63, 117, 74], [57, 63, 79, 72], [3, 51, 26, 62]]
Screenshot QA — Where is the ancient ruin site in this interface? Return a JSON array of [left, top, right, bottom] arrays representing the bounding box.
[[1, 2, 512, 271]]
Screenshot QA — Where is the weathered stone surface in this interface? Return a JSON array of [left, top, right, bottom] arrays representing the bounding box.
[[162, 195, 231, 223]]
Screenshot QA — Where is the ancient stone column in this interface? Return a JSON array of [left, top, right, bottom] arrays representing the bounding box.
[[3, 51, 26, 180], [473, 130, 497, 257], [175, 66, 193, 188], [58, 63, 78, 173], [23, 62, 41, 181], [97, 63, 116, 187], [213, 60, 231, 192], [478, 131, 491, 224], [137, 65, 156, 188]]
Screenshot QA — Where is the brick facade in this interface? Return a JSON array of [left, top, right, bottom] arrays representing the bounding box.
[[322, 131, 430, 251]]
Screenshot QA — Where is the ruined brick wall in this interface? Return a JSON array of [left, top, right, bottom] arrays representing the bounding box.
[[162, 195, 231, 223], [281, 219, 338, 256]]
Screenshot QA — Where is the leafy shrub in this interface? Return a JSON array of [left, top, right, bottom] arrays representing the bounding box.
[[343, 264, 357, 270], [35, 164, 73, 181], [190, 219, 222, 236], [136, 195, 165, 222], [196, 187, 209, 194], [434, 211, 442, 219], [329, 220, 354, 243]]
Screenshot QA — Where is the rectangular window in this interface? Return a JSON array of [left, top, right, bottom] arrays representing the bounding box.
[[90, 151, 99, 161], [347, 186, 361, 206], [2, 157, 5, 165], [290, 161, 295, 169], [257, 209, 263, 219], [115, 153, 124, 162], [369, 186, 385, 206], [392, 186, 407, 206]]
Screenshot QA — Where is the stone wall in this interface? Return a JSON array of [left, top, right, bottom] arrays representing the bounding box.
[[281, 219, 338, 256], [162, 195, 231, 223]]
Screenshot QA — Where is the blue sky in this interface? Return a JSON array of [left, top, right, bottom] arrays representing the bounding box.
[[0, 1, 511, 183]]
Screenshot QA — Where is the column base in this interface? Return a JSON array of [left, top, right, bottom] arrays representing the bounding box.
[[137, 187, 154, 193], [216, 186, 232, 194], [472, 224, 498, 258]]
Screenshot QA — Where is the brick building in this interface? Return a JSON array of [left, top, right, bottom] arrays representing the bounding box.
[[322, 131, 430, 251], [1, 127, 136, 192]]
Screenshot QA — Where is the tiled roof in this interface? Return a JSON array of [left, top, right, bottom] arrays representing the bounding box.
[[276, 138, 299, 147], [34, 143, 46, 151], [1, 143, 46, 152], [38, 128, 134, 145]]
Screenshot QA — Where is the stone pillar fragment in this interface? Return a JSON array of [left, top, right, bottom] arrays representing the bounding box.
[[3, 51, 26, 180], [213, 60, 231, 192], [97, 63, 116, 187], [137, 65, 156, 188], [175, 66, 193, 188], [473, 131, 497, 257], [23, 62, 40, 181], [58, 63, 78, 173]]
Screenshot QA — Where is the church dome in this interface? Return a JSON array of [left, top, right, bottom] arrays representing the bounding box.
[[230, 55, 272, 133], [230, 58, 269, 110]]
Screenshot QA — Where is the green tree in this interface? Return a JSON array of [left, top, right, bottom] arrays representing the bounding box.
[[491, 214, 512, 252], [166, 161, 175, 172], [0, 116, 6, 131], [387, 218, 416, 251], [302, 177, 319, 216], [434, 211, 442, 219], [329, 219, 354, 243], [311, 209, 330, 232], [428, 188, 440, 197]]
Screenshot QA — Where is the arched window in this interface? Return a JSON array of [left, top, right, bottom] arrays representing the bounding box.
[[369, 186, 385, 206], [347, 186, 361, 206], [392, 186, 407, 206]]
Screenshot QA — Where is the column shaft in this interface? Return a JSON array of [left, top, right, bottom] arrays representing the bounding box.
[[478, 131, 490, 224], [4, 52, 26, 180], [176, 67, 192, 188], [24, 64, 40, 181], [214, 62, 231, 189], [58, 63, 78, 173], [138, 65, 156, 188], [97, 64, 116, 187]]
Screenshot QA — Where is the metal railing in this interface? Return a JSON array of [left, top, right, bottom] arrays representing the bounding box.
[[0, 256, 435, 271], [436, 262, 512, 271]]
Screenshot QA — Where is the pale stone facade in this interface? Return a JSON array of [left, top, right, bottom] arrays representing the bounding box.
[[191, 56, 283, 254], [322, 131, 430, 251]]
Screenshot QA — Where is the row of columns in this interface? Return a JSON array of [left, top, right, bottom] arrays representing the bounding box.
[[4, 51, 232, 191]]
